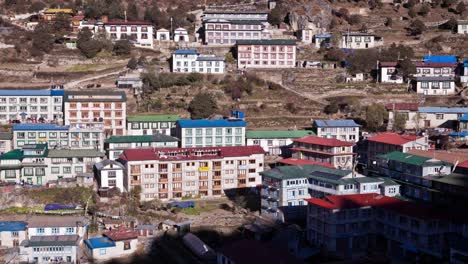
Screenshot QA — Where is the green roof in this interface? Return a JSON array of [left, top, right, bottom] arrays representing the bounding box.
[[127, 114, 180, 123], [377, 152, 451, 167], [105, 134, 179, 144], [432, 174, 468, 187], [47, 149, 105, 158], [0, 149, 24, 160], [458, 20, 468, 25], [246, 130, 315, 139]]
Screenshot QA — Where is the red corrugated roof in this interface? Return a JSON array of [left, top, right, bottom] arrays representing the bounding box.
[[119, 145, 265, 161], [368, 132, 421, 146], [457, 160, 468, 168], [413, 61, 457, 68], [306, 194, 468, 222], [278, 158, 336, 168], [105, 21, 152, 25], [293, 136, 354, 147], [103, 227, 138, 241], [385, 103, 419, 111], [380, 62, 398, 67]]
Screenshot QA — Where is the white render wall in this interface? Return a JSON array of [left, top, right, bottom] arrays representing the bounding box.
[[127, 121, 176, 136], [315, 127, 359, 142], [0, 230, 26, 247], [0, 95, 63, 124], [246, 138, 294, 155], [104, 24, 154, 48], [380, 66, 404, 84], [178, 127, 246, 148], [389, 110, 466, 129], [87, 239, 138, 261], [237, 44, 296, 69], [416, 80, 456, 95], [172, 53, 225, 74], [341, 35, 376, 49], [108, 141, 178, 159]]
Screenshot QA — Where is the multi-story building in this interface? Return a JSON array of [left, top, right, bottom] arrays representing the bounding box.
[[379, 62, 404, 84], [20, 216, 88, 264], [204, 19, 270, 45], [64, 90, 127, 136], [313, 33, 332, 49], [341, 32, 381, 49], [414, 76, 456, 95], [0, 132, 12, 155], [105, 134, 179, 159], [246, 130, 315, 156], [312, 120, 360, 142], [103, 21, 154, 49], [461, 59, 468, 83], [0, 221, 27, 248], [12, 123, 105, 151], [172, 50, 225, 74], [290, 136, 355, 170], [0, 144, 104, 185], [84, 228, 138, 261], [175, 118, 246, 148], [386, 104, 468, 130], [366, 132, 429, 172], [236, 39, 297, 69], [94, 160, 126, 192], [0, 90, 64, 124], [118, 146, 265, 201], [306, 193, 468, 261], [127, 114, 179, 136], [173, 28, 189, 42], [202, 11, 268, 21], [457, 20, 468, 34], [40, 8, 74, 21]]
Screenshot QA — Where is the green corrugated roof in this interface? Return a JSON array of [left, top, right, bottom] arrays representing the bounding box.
[[0, 149, 24, 160], [127, 114, 180, 122], [377, 152, 451, 167], [105, 134, 179, 144], [458, 20, 468, 25], [354, 177, 384, 184], [246, 130, 315, 139], [47, 149, 105, 158]]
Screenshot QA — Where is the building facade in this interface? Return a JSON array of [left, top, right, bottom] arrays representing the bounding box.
[[175, 119, 246, 148], [312, 120, 360, 142], [94, 160, 126, 192], [246, 130, 315, 156], [105, 134, 179, 159], [236, 39, 297, 69], [0, 222, 27, 248], [414, 76, 456, 95], [103, 21, 154, 48], [0, 132, 12, 155], [118, 146, 265, 201], [172, 50, 225, 74], [291, 136, 355, 170], [204, 19, 270, 45], [379, 62, 404, 84], [84, 228, 138, 261], [64, 90, 127, 136], [457, 20, 468, 34], [0, 90, 64, 124], [341, 32, 380, 49], [127, 114, 179, 136], [202, 11, 268, 21]]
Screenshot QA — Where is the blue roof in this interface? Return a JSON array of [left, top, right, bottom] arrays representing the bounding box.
[[13, 124, 70, 131], [314, 33, 332, 38], [0, 90, 64, 96], [84, 237, 116, 249], [0, 221, 27, 232], [464, 59, 468, 67], [177, 119, 246, 128], [174, 49, 198, 55], [418, 107, 468, 114], [313, 120, 360, 127], [460, 113, 468, 121], [423, 55, 457, 63], [449, 132, 468, 137]]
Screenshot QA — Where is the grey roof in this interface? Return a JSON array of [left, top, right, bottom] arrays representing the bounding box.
[[94, 159, 125, 170], [342, 32, 375, 36], [354, 177, 384, 184], [414, 76, 455, 81], [48, 149, 105, 158], [64, 90, 127, 102], [236, 39, 296, 46], [0, 132, 12, 140], [196, 56, 225, 62], [313, 120, 360, 127], [28, 216, 87, 228], [136, 224, 157, 230], [205, 19, 264, 25], [27, 235, 79, 247]]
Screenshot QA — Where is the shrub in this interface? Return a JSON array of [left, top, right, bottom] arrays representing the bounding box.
[[409, 19, 426, 35], [347, 14, 363, 25]]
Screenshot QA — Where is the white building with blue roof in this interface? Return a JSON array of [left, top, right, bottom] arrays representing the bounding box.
[[0, 221, 27, 248], [312, 119, 360, 142], [0, 89, 64, 124], [461, 59, 468, 83], [175, 115, 246, 148], [172, 49, 225, 74], [388, 106, 468, 130]]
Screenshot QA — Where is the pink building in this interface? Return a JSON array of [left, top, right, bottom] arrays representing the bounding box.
[[236, 39, 297, 69]]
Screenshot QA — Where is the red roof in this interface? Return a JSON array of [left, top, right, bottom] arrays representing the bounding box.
[[380, 62, 398, 67], [278, 158, 335, 168], [105, 21, 152, 25], [293, 136, 353, 147], [119, 145, 265, 161], [385, 103, 419, 111], [457, 160, 468, 169], [367, 132, 421, 146], [413, 61, 457, 68], [306, 193, 468, 222], [103, 227, 138, 241]]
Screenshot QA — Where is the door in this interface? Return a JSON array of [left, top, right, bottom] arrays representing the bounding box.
[[36, 176, 42, 185], [424, 120, 430, 128]]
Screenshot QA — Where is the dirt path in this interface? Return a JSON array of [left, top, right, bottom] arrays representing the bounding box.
[[63, 70, 126, 89]]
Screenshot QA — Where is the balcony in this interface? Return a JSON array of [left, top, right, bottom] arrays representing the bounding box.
[[131, 180, 140, 185], [158, 188, 168, 193], [159, 178, 168, 183], [130, 170, 141, 175], [173, 177, 182, 182], [213, 184, 222, 189], [238, 183, 246, 188], [173, 168, 182, 172], [213, 175, 222, 179], [199, 185, 208, 190], [173, 187, 182, 192], [199, 176, 209, 180], [238, 174, 246, 179], [198, 166, 210, 172], [213, 166, 222, 170]]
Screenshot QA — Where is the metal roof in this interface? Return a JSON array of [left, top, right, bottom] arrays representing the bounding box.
[[314, 33, 332, 38], [313, 120, 360, 127], [177, 119, 246, 128], [0, 90, 64, 96], [423, 55, 457, 63], [260, 164, 351, 181], [64, 90, 126, 102], [0, 132, 12, 140], [418, 107, 468, 114], [94, 159, 125, 170], [174, 49, 198, 55], [13, 124, 69, 131], [105, 134, 179, 144], [127, 114, 180, 123], [0, 221, 27, 232], [377, 151, 451, 167], [413, 76, 455, 81], [28, 235, 79, 247], [196, 56, 225, 62], [236, 39, 296, 46], [246, 130, 315, 139], [85, 237, 116, 249], [47, 149, 105, 158]]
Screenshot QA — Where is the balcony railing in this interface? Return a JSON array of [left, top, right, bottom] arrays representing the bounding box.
[[213, 175, 222, 179], [159, 178, 168, 183], [199, 176, 209, 180], [173, 187, 182, 192], [173, 177, 182, 182], [199, 185, 208, 190], [158, 188, 168, 193], [131, 180, 140, 185], [213, 185, 222, 189]]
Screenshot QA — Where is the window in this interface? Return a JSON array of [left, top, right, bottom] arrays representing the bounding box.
[[11, 231, 19, 237], [63, 167, 72, 174], [37, 228, 45, 234], [436, 114, 444, 120], [66, 227, 74, 234], [51, 167, 60, 174], [124, 241, 131, 250], [52, 227, 59, 234], [100, 249, 107, 255]]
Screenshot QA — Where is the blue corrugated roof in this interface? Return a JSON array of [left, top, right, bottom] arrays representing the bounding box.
[[313, 120, 360, 127], [449, 131, 468, 137], [464, 59, 468, 67], [84, 237, 116, 249], [13, 124, 70, 131], [0, 90, 64, 96], [0, 221, 27, 232], [423, 55, 457, 63], [177, 119, 246, 128], [460, 113, 468, 121], [418, 107, 468, 114], [174, 49, 198, 55], [314, 33, 332, 38]]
